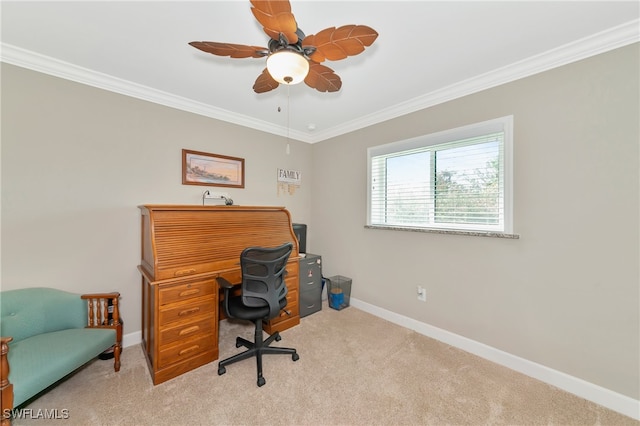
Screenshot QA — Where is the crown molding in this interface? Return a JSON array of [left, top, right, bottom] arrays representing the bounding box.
[[0, 42, 311, 142], [2, 18, 638, 144], [310, 19, 640, 143]]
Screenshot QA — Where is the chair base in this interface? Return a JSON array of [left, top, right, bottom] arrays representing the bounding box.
[[218, 319, 299, 387]]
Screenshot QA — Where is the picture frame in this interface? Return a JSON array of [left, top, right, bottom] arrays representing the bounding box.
[[182, 149, 245, 188]]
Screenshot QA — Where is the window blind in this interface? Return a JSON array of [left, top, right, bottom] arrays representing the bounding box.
[[368, 116, 512, 233]]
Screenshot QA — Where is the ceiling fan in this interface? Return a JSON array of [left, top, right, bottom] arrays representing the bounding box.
[[189, 0, 378, 94]]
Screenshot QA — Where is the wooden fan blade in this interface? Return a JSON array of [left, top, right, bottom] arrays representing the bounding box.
[[303, 25, 378, 63], [189, 41, 268, 58], [304, 62, 342, 93], [250, 0, 298, 44], [253, 68, 280, 93]]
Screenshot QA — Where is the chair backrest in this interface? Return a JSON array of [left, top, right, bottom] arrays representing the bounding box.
[[240, 242, 293, 320], [0, 288, 86, 343]]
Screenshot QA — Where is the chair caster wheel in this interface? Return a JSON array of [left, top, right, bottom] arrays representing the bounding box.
[[235, 338, 242, 348], [218, 366, 226, 375], [275, 333, 281, 342], [292, 353, 299, 361], [257, 377, 266, 387]]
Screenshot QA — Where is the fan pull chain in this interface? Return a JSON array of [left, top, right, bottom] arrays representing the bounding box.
[[277, 86, 292, 155], [286, 84, 291, 155]]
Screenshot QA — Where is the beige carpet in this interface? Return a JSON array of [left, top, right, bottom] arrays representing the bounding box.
[[13, 302, 638, 425]]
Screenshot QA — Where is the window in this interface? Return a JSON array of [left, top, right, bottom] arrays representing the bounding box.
[[367, 116, 513, 234]]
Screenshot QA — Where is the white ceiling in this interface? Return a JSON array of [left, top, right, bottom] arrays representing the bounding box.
[[2, 1, 638, 143]]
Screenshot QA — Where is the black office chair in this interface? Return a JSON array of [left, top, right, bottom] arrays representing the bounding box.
[[217, 242, 299, 387]]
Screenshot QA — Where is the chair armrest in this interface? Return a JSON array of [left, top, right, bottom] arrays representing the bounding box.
[[81, 292, 121, 328], [216, 277, 234, 290], [81, 292, 120, 299], [217, 277, 236, 320], [80, 293, 122, 372], [1, 337, 13, 426]]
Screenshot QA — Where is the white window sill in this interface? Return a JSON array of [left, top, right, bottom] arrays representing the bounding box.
[[365, 225, 520, 239]]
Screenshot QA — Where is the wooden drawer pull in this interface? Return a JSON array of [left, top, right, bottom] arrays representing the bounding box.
[[179, 289, 200, 297], [178, 345, 200, 356], [178, 307, 200, 316], [174, 268, 196, 276], [178, 325, 200, 336]]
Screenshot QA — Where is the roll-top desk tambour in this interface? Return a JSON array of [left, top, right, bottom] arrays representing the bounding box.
[[138, 205, 300, 385]]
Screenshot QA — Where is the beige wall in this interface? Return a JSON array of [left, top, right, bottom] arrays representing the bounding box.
[[1, 64, 313, 335], [310, 44, 639, 399], [2, 43, 638, 402]]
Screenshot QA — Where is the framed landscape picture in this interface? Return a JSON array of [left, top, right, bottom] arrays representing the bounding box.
[[182, 149, 245, 188]]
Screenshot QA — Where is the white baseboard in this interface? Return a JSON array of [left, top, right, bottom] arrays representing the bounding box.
[[350, 298, 640, 421], [122, 331, 141, 349]]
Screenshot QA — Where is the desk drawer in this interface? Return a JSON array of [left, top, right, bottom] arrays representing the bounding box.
[[159, 316, 216, 347], [285, 274, 299, 290], [285, 264, 299, 282], [300, 287, 322, 318], [159, 296, 215, 325], [300, 278, 321, 292], [271, 289, 298, 322], [159, 279, 216, 305], [157, 333, 215, 368]]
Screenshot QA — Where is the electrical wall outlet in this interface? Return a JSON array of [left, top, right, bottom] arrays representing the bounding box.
[[417, 285, 427, 302]]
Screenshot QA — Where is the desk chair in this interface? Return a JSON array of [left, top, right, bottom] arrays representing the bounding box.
[[217, 242, 299, 387]]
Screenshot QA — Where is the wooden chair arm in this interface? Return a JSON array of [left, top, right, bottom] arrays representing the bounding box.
[[81, 293, 122, 373], [81, 292, 120, 300], [1, 337, 14, 426], [81, 293, 121, 328]]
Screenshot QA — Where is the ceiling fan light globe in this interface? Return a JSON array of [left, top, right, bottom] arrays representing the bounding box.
[[266, 51, 309, 85]]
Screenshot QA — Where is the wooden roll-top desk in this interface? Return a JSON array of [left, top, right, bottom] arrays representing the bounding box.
[[138, 205, 300, 384]]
